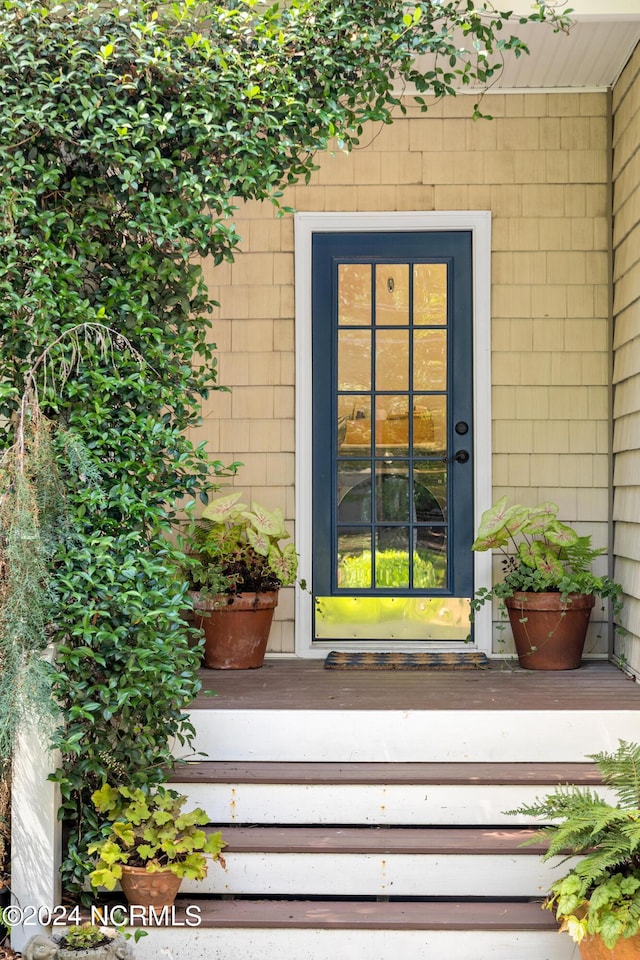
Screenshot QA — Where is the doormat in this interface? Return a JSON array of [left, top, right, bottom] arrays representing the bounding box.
[[324, 651, 490, 671]]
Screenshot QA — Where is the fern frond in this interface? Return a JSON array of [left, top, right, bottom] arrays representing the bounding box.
[[509, 744, 640, 874], [591, 741, 640, 809]]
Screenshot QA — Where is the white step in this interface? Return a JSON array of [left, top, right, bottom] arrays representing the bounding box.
[[122, 900, 575, 960], [188, 706, 640, 762], [171, 760, 608, 826], [180, 826, 574, 897]]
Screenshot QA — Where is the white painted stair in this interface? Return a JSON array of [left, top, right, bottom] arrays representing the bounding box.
[[11, 662, 640, 958], [121, 670, 640, 960], [116, 661, 640, 960], [129, 757, 587, 960]]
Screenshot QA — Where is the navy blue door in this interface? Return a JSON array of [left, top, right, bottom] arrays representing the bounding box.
[[312, 232, 474, 642]]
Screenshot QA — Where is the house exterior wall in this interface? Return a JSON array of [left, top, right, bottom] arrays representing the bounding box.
[[198, 91, 611, 656], [613, 42, 640, 675]]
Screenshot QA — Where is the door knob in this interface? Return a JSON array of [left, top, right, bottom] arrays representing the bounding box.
[[442, 450, 470, 464]]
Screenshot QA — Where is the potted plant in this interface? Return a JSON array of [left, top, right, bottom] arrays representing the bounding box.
[[185, 493, 299, 669], [471, 498, 623, 669], [88, 783, 225, 910], [23, 926, 132, 960], [56, 925, 132, 960], [509, 740, 640, 958]]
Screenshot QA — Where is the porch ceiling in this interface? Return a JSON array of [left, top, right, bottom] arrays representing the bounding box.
[[492, 16, 640, 90], [413, 2, 640, 92]]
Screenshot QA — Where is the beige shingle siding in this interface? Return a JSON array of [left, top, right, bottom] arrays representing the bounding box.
[[613, 41, 640, 674], [198, 91, 611, 656]]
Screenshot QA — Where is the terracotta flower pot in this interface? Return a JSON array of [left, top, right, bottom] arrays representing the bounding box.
[[119, 864, 182, 909], [192, 590, 279, 669], [505, 591, 595, 670], [579, 933, 640, 958]]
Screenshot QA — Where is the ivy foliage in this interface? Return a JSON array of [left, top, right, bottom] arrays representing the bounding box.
[[0, 0, 569, 898]]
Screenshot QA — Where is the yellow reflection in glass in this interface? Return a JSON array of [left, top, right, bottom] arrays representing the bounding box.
[[337, 529, 372, 588], [376, 264, 409, 325], [376, 330, 408, 391], [339, 263, 371, 326], [375, 395, 410, 447], [414, 263, 447, 326], [338, 330, 370, 391], [413, 395, 447, 452], [414, 329, 447, 391], [375, 536, 410, 588], [338, 397, 371, 453], [314, 596, 471, 640]]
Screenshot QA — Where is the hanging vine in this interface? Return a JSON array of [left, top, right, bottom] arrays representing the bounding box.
[[0, 0, 571, 899]]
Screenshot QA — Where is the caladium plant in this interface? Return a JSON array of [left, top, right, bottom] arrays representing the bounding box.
[[470, 497, 623, 620], [185, 492, 299, 595], [473, 498, 604, 582]]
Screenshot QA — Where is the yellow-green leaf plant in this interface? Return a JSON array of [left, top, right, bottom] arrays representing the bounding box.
[[88, 784, 225, 892]]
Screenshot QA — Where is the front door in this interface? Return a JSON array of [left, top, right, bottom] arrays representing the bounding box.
[[311, 231, 474, 643]]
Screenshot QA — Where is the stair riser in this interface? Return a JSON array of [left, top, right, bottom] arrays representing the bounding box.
[[182, 852, 575, 897], [173, 781, 616, 825], [130, 927, 575, 960], [188, 708, 639, 762]]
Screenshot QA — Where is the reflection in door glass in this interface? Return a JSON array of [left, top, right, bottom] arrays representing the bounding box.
[[338, 403, 371, 454], [376, 264, 409, 325], [413, 395, 446, 453], [338, 330, 370, 392], [312, 231, 473, 643], [338, 263, 371, 326], [375, 330, 409, 391], [414, 329, 447, 391], [414, 263, 447, 325], [336, 471, 447, 592], [337, 527, 372, 588], [375, 395, 412, 447], [374, 528, 410, 588]]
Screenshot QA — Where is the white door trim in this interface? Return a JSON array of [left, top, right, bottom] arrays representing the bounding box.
[[294, 211, 492, 658]]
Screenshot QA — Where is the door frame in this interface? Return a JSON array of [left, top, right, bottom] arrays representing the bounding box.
[[294, 211, 493, 657]]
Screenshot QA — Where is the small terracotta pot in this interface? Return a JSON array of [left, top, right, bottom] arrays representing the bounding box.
[[119, 864, 182, 909], [192, 591, 279, 669], [578, 933, 640, 958], [505, 591, 595, 670]]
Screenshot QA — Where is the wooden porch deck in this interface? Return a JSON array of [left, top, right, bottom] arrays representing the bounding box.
[[191, 658, 640, 711]]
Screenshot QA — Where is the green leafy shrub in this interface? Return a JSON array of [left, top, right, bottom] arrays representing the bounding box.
[[0, 0, 569, 898]]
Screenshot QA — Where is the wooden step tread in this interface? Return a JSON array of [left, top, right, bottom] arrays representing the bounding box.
[[169, 897, 557, 930], [172, 760, 601, 786], [217, 826, 548, 854]]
